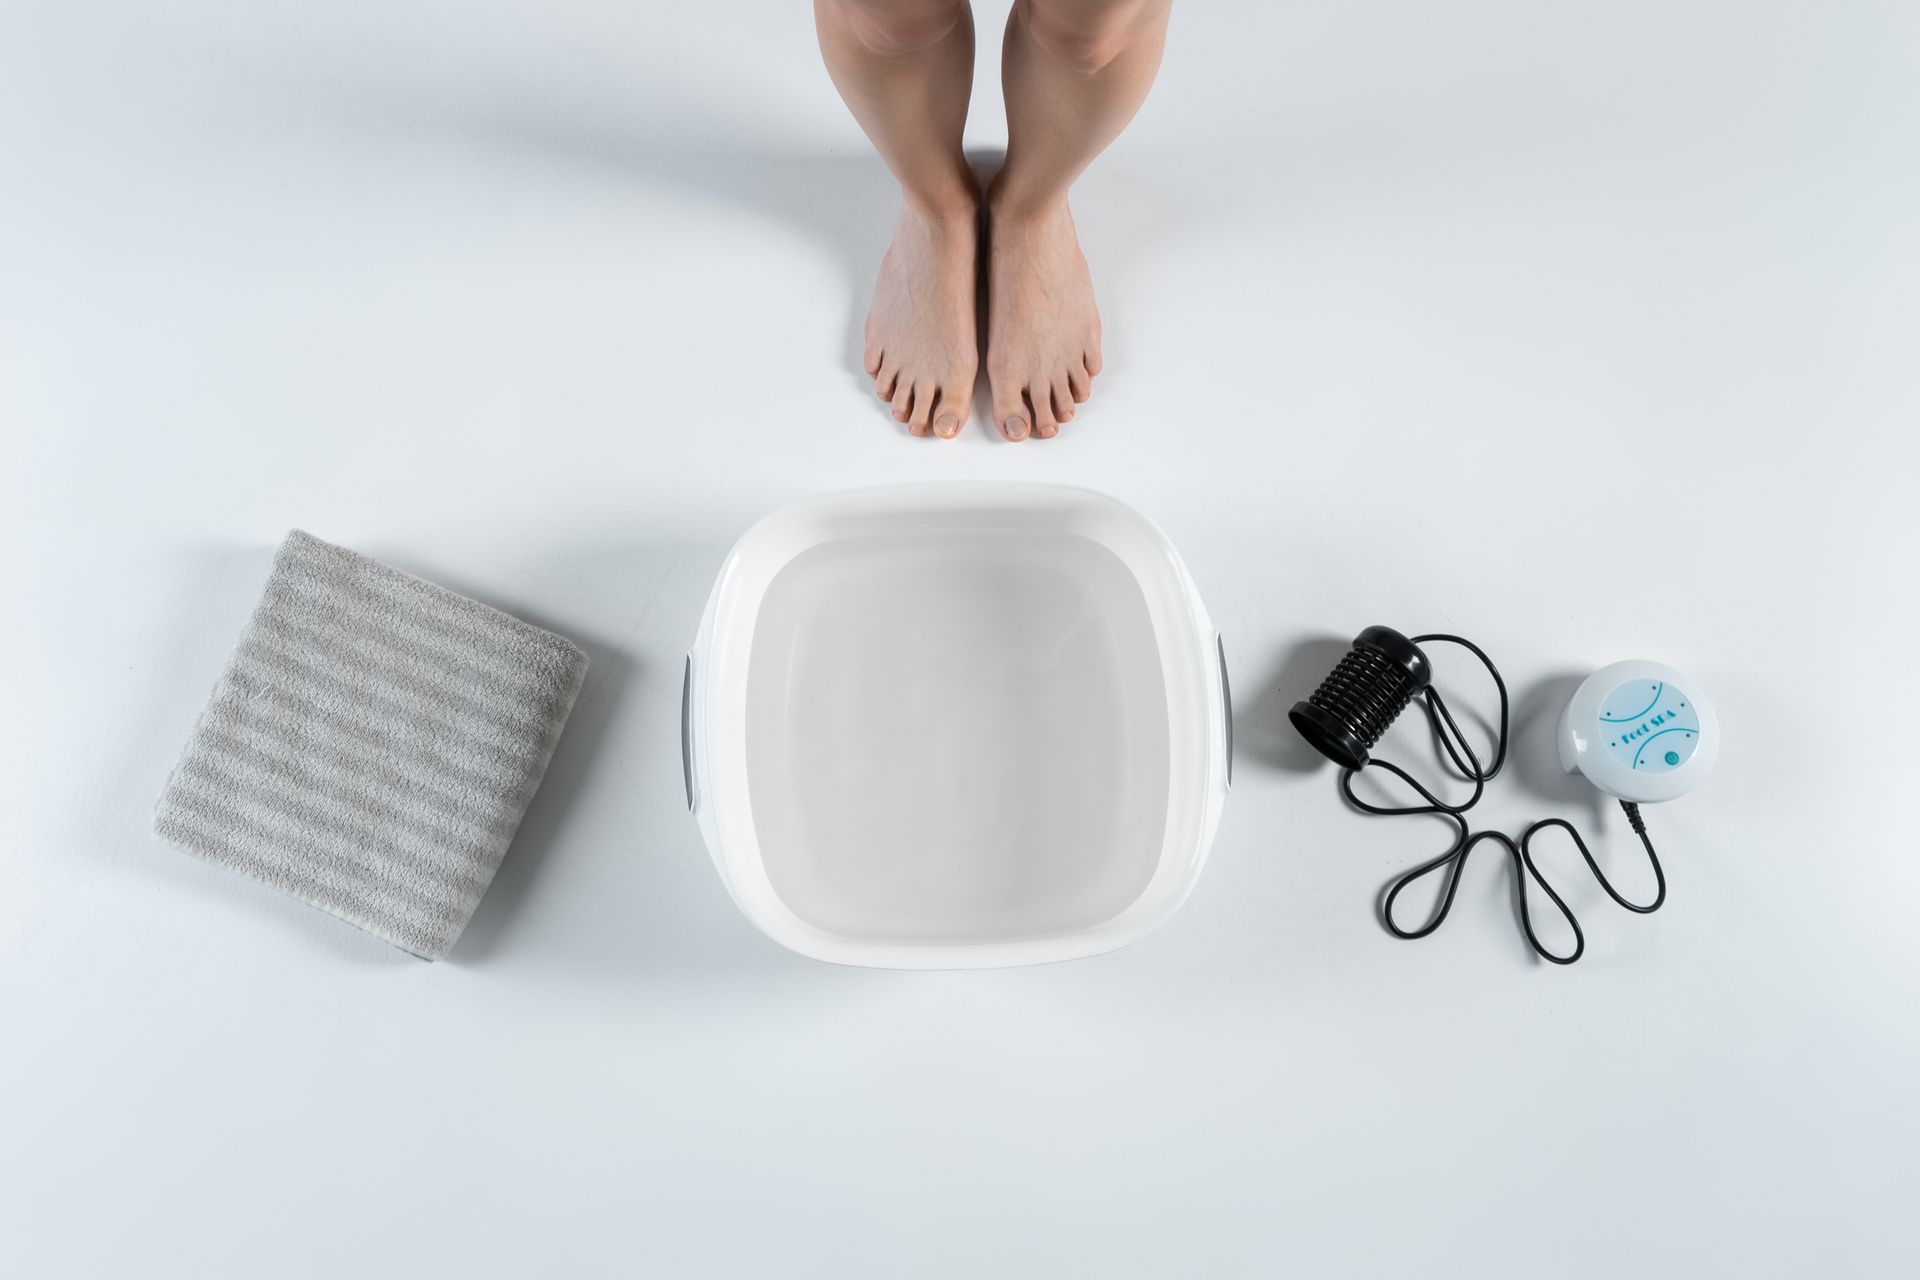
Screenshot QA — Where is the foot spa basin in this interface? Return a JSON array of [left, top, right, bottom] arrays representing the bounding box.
[[683, 483, 1230, 968]]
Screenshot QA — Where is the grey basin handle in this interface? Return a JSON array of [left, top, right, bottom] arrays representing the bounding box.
[[681, 654, 697, 811], [1218, 634, 1233, 788]]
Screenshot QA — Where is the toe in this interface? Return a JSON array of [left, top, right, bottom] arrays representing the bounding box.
[[991, 374, 1029, 441], [1051, 377, 1075, 424], [875, 363, 898, 400], [1029, 385, 1059, 439], [1067, 363, 1090, 404], [1083, 347, 1103, 378], [906, 380, 937, 435], [932, 385, 967, 439], [864, 345, 883, 377], [892, 381, 916, 426]]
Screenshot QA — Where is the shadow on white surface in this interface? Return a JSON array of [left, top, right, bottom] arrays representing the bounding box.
[[283, 48, 1202, 438], [1237, 632, 1353, 774], [345, 85, 903, 391], [455, 627, 636, 963], [408, 531, 793, 978], [1508, 672, 1606, 825]]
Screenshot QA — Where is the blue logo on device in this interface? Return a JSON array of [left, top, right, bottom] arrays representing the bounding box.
[[1601, 680, 1701, 774]]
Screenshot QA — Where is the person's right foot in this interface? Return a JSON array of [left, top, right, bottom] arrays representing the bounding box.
[[862, 200, 980, 438]]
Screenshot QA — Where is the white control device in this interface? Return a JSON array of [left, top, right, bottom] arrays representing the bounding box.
[[1559, 660, 1719, 804]]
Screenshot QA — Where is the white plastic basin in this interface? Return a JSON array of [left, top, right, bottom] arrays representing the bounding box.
[[683, 483, 1230, 968]]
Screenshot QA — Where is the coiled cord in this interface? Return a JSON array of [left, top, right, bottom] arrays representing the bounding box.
[[1339, 634, 1666, 965]]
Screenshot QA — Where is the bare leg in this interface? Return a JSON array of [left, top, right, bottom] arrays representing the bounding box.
[[815, 0, 981, 437], [987, 0, 1170, 440]]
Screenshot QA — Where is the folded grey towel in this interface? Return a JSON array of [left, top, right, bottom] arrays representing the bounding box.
[[154, 530, 589, 959]]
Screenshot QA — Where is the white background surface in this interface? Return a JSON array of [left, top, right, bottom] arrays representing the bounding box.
[[5, 1, 1918, 1275]]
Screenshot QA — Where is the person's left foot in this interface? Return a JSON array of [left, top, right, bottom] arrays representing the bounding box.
[[985, 190, 1102, 441]]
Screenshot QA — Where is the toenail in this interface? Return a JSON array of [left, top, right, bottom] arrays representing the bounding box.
[[1003, 416, 1029, 440], [934, 415, 959, 438]]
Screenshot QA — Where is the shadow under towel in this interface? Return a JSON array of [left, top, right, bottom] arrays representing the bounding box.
[[154, 530, 590, 960]]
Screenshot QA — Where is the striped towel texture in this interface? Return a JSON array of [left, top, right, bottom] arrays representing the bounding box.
[[155, 531, 589, 959]]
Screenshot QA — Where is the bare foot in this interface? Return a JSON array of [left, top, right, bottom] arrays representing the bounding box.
[[985, 190, 1102, 441], [862, 199, 980, 439]]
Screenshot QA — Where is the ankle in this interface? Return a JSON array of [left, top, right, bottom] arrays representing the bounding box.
[[903, 192, 980, 232], [899, 166, 981, 226], [986, 177, 1067, 225]]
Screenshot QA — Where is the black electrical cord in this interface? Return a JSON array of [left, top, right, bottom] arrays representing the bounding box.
[[1336, 634, 1666, 965]]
